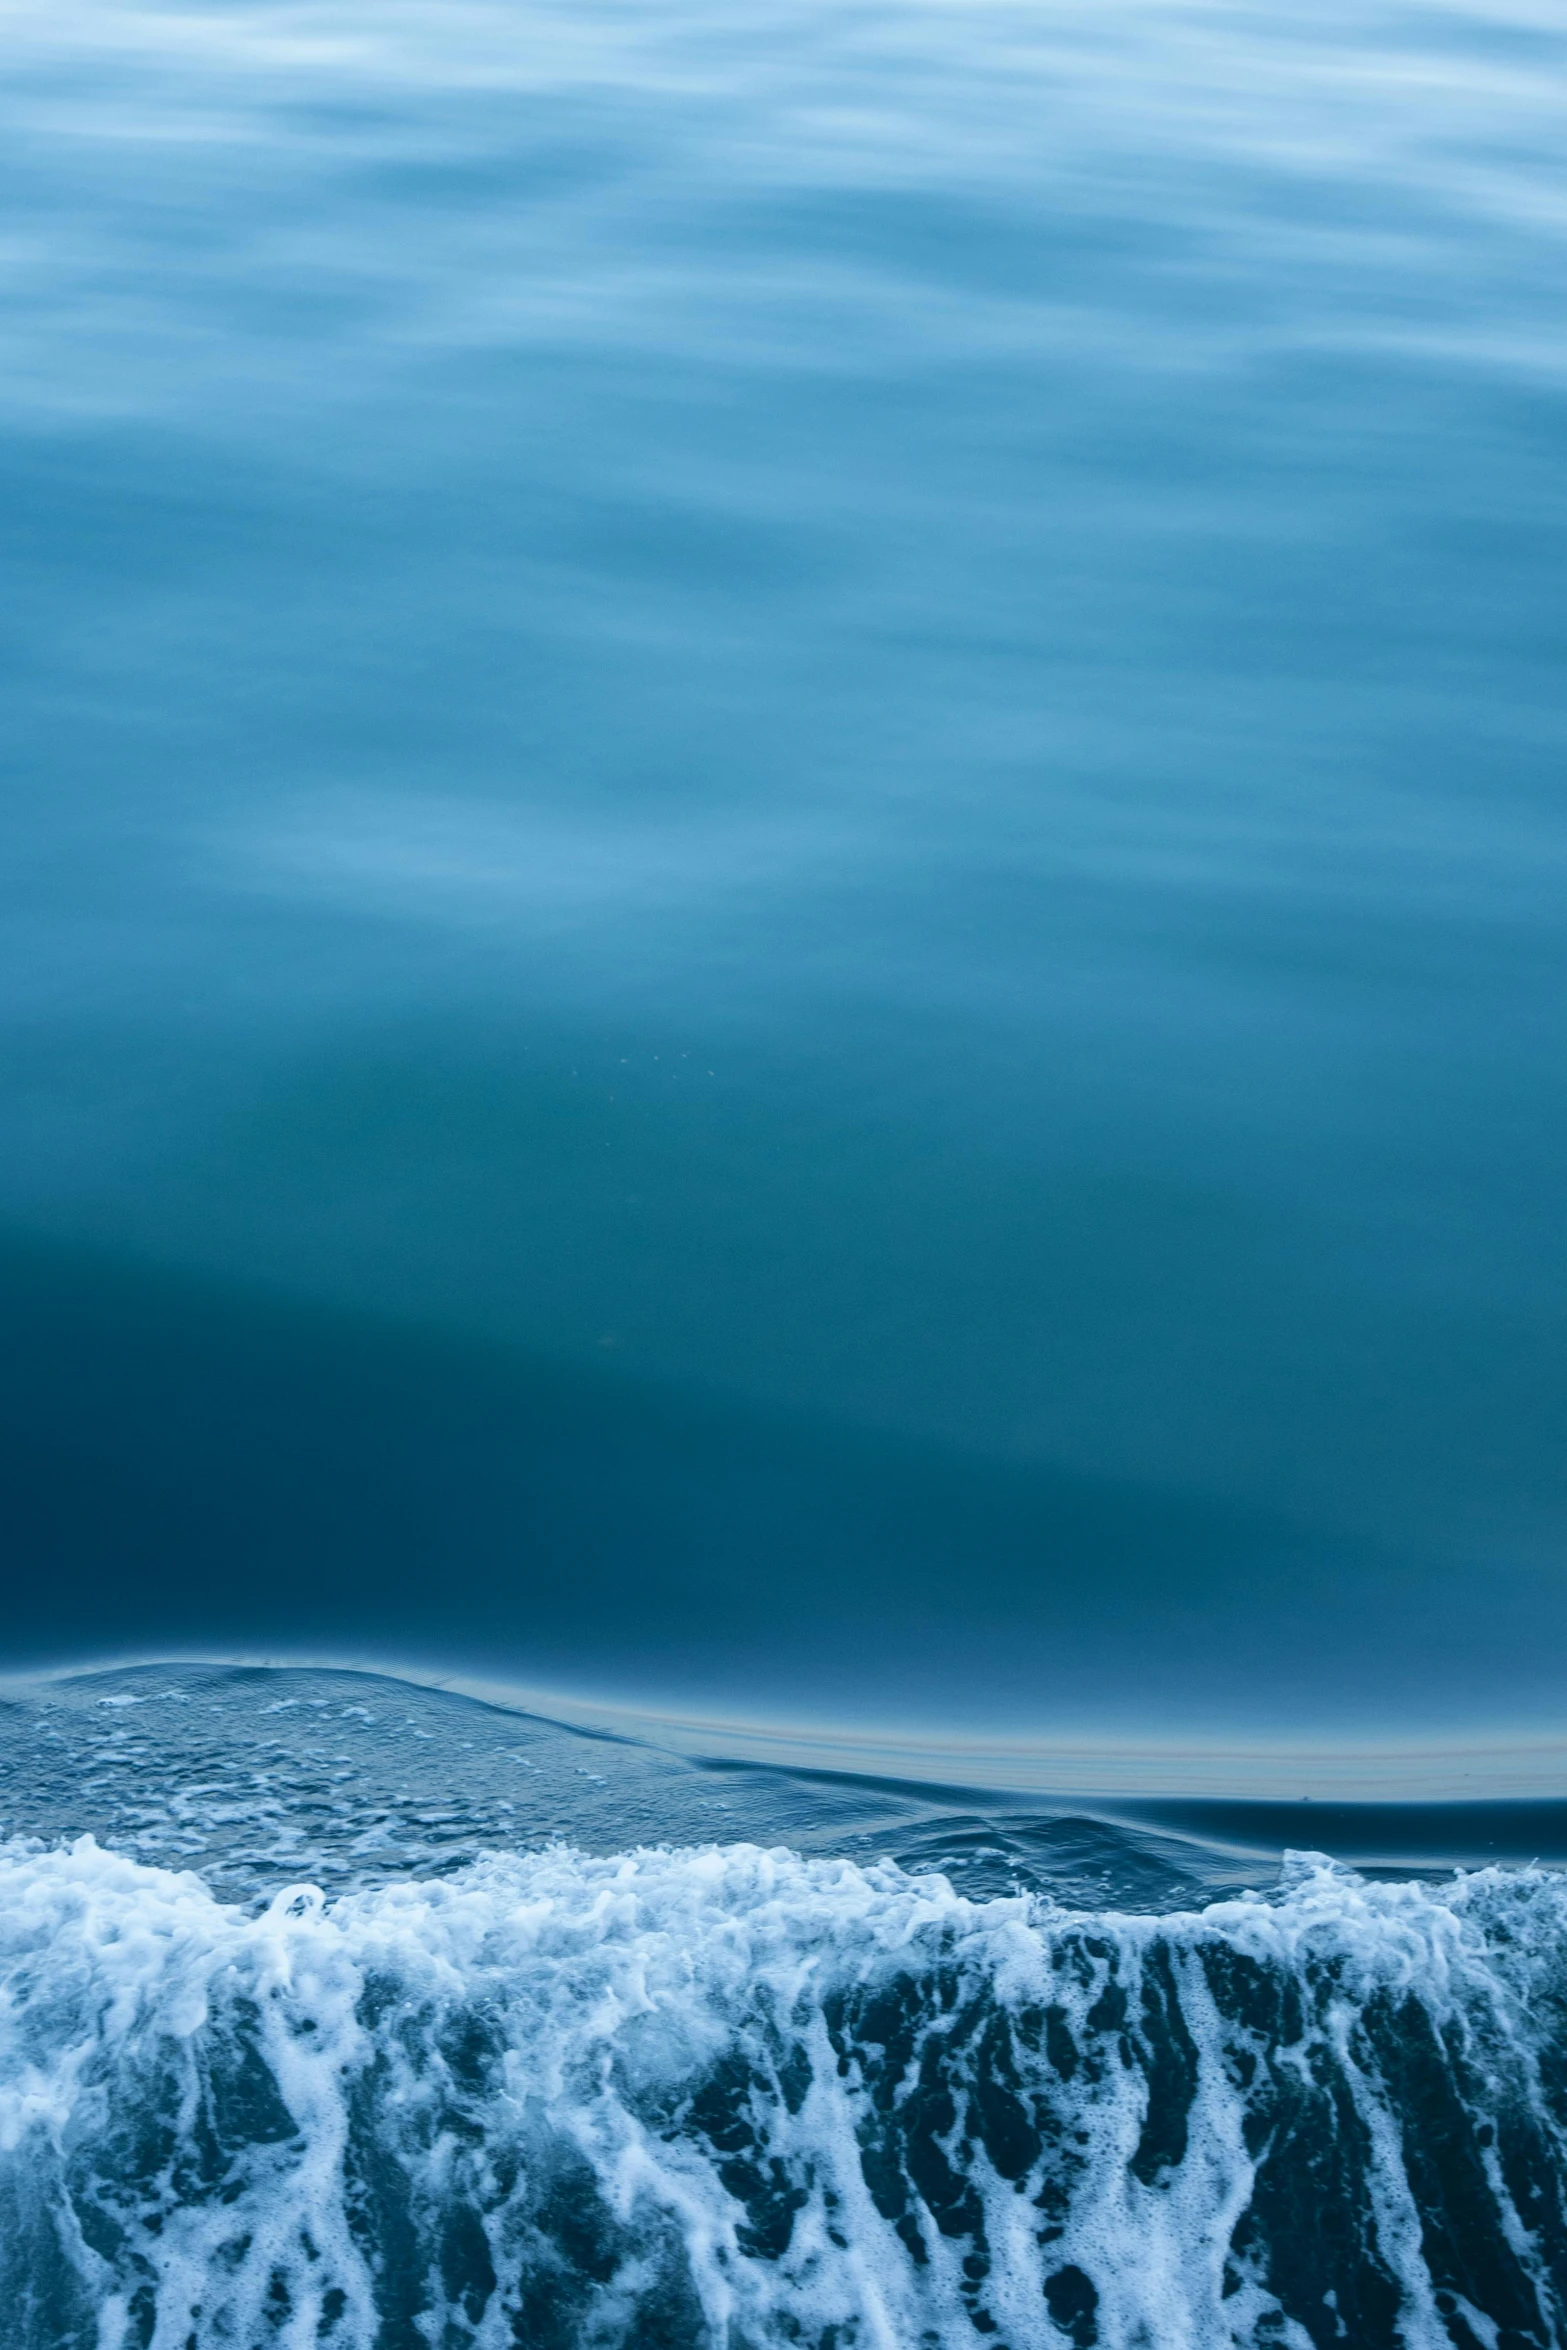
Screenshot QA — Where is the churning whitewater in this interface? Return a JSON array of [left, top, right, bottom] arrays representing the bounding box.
[[4, 1831, 1564, 2350]]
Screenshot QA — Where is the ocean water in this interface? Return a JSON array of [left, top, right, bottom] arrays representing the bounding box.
[[5, 1661, 1567, 2349], [3, 0, 1567, 1746], [4, 0, 1567, 2335]]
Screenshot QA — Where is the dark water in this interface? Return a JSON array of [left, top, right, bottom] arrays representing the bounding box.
[[4, 0, 1567, 2336]]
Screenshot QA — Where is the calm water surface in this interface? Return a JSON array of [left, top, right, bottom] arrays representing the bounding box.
[[2, 0, 1566, 1756]]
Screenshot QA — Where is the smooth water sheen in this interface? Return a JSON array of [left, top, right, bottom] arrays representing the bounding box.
[[2, 0, 1565, 1749]]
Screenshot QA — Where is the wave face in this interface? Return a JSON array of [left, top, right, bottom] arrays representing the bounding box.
[[5, 1832, 1565, 2350]]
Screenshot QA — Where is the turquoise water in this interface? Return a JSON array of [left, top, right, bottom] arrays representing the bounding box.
[[11, 14, 1567, 2332], [3, 0, 1566, 1755]]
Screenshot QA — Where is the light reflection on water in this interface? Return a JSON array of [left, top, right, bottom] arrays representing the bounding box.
[[1, 0, 1564, 1746]]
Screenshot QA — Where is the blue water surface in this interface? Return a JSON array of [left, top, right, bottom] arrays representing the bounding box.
[[2, 0, 1565, 1760]]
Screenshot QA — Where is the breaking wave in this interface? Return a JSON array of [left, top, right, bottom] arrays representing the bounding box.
[[3, 1835, 1565, 2349]]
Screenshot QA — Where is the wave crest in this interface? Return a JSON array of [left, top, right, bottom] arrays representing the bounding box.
[[2, 1836, 1564, 2348]]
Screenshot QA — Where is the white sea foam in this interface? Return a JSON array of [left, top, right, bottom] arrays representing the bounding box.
[[1, 1833, 1563, 2347]]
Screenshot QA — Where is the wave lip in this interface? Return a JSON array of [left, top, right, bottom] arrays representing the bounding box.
[[3, 1833, 1564, 2349]]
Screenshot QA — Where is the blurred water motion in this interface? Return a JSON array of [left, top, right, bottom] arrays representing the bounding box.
[[1, 0, 1564, 1745]]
